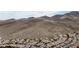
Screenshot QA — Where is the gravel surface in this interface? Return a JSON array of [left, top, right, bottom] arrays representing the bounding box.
[[0, 32, 79, 48]]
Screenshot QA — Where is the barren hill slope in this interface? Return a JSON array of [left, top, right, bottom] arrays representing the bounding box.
[[0, 11, 79, 48]]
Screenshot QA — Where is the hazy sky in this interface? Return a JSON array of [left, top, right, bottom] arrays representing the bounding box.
[[0, 11, 70, 20]]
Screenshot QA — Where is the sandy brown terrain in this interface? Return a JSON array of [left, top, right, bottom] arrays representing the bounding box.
[[0, 11, 79, 48]]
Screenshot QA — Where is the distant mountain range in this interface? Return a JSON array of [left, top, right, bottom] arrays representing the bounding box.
[[0, 11, 79, 48]]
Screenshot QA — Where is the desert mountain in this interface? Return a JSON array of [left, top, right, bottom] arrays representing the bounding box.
[[0, 11, 79, 48]]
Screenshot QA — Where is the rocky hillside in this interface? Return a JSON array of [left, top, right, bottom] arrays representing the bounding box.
[[0, 11, 79, 48]]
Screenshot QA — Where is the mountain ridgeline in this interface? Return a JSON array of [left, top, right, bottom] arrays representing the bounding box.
[[0, 11, 79, 48]]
